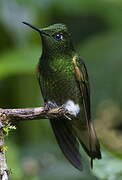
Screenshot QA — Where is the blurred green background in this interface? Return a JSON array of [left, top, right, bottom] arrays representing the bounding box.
[[0, 0, 122, 179]]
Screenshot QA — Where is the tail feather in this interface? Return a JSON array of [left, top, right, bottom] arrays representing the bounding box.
[[73, 121, 101, 165], [50, 118, 83, 171], [50, 118, 101, 170], [89, 122, 101, 159]]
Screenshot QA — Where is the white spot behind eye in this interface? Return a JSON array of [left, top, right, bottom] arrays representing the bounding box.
[[65, 100, 80, 116]]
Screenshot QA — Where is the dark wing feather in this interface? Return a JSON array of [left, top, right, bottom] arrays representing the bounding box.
[[50, 118, 83, 171], [73, 56, 101, 164], [79, 60, 91, 120]]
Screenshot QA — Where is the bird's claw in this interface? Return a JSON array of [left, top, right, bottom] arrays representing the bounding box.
[[44, 102, 72, 120], [58, 106, 72, 120], [44, 101, 58, 111], [58, 106, 67, 114]]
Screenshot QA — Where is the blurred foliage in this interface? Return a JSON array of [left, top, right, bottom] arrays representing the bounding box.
[[0, 0, 122, 179]]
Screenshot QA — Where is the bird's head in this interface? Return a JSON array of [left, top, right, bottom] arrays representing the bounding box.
[[23, 22, 74, 57]]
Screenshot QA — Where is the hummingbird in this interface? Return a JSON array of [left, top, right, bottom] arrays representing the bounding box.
[[23, 22, 101, 171]]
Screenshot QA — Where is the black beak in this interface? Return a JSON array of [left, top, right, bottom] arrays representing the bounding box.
[[22, 21, 49, 36]]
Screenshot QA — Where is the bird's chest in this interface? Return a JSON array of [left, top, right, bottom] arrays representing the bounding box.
[[40, 59, 79, 105], [45, 68, 76, 101], [44, 72, 81, 116]]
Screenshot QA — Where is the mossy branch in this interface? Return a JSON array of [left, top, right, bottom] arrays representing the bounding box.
[[0, 106, 74, 121], [0, 106, 74, 179], [0, 117, 9, 180]]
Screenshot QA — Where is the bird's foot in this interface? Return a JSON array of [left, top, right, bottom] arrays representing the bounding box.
[[44, 101, 58, 111], [58, 105, 68, 114], [58, 105, 72, 120], [44, 102, 73, 120]]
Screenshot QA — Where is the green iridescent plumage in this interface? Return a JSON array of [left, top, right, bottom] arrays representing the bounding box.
[[23, 22, 101, 171]]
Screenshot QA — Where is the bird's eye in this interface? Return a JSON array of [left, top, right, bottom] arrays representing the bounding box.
[[53, 33, 63, 40]]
